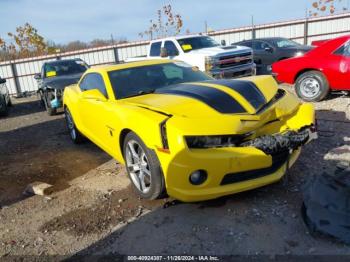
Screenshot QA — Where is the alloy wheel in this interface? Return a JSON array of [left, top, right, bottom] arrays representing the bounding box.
[[65, 110, 77, 140], [125, 140, 152, 194]]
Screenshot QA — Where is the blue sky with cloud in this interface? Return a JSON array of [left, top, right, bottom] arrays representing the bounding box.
[[0, 0, 326, 44]]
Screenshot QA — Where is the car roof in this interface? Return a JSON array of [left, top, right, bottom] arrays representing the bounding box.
[[150, 34, 208, 43], [88, 59, 175, 73], [240, 37, 287, 42], [44, 58, 83, 65]]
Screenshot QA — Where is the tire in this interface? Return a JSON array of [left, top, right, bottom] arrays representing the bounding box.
[[38, 90, 45, 108], [44, 91, 57, 116], [7, 97, 12, 107], [123, 132, 165, 200], [64, 107, 85, 144], [47, 107, 57, 116], [0, 95, 8, 116], [295, 71, 329, 102]]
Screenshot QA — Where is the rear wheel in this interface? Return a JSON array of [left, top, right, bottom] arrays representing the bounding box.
[[64, 108, 85, 144], [295, 71, 329, 102], [123, 132, 165, 200]]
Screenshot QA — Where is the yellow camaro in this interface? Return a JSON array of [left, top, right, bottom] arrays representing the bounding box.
[[63, 59, 317, 202]]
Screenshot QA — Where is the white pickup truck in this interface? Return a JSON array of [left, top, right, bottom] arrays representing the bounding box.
[[126, 35, 256, 78]]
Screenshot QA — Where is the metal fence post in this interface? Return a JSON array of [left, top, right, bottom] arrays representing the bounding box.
[[10, 62, 21, 96], [304, 17, 309, 45], [113, 46, 119, 63]]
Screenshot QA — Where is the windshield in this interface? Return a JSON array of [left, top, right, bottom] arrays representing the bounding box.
[[44, 60, 88, 78], [177, 36, 220, 53], [108, 62, 212, 99], [272, 39, 301, 48]]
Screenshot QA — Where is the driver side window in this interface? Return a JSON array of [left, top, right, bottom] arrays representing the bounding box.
[[164, 41, 179, 56], [253, 41, 270, 51], [80, 73, 108, 98]]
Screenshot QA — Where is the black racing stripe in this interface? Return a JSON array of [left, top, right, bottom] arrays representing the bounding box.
[[205, 80, 266, 111], [155, 84, 246, 114]]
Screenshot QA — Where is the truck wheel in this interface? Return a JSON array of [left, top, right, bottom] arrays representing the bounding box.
[[295, 71, 329, 102], [123, 132, 165, 200], [64, 108, 85, 144], [0, 95, 8, 116]]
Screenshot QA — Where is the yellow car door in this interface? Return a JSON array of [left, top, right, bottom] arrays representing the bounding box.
[[78, 72, 116, 153]]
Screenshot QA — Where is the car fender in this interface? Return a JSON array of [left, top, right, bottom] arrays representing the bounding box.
[[102, 103, 171, 165], [63, 84, 83, 128]]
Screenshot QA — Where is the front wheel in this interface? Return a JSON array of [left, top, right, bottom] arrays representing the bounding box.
[[295, 71, 329, 102], [64, 108, 85, 144], [43, 91, 57, 116], [123, 132, 165, 200]]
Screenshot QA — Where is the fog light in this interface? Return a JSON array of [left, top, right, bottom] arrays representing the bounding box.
[[189, 170, 207, 185]]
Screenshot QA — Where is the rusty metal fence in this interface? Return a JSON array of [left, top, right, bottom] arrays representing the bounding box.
[[1, 12, 350, 96]]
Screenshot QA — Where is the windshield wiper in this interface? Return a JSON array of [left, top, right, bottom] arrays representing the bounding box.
[[122, 89, 156, 99], [138, 89, 155, 95]]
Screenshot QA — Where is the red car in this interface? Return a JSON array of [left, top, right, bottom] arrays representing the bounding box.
[[272, 35, 350, 101]]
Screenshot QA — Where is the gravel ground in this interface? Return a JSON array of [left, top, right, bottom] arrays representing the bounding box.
[[0, 86, 349, 258]]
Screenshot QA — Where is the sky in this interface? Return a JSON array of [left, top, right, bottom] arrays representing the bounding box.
[[0, 0, 341, 44]]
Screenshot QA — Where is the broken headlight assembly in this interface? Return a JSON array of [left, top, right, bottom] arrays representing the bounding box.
[[185, 134, 249, 149]]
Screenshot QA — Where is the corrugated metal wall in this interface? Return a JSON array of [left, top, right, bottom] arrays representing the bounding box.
[[1, 12, 349, 95]]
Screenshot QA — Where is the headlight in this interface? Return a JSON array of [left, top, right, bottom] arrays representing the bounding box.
[[205, 56, 215, 72], [295, 51, 304, 57], [185, 134, 249, 149]]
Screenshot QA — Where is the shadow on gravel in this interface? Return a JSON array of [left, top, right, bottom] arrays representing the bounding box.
[[2, 99, 45, 119], [0, 118, 110, 207], [65, 110, 350, 257]]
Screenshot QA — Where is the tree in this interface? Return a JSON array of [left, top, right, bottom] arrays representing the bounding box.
[[7, 23, 47, 58], [139, 4, 183, 40], [309, 0, 348, 17], [64, 41, 88, 52]]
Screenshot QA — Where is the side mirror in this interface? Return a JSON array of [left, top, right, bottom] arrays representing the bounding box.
[[265, 47, 273, 52], [221, 40, 226, 46], [81, 89, 107, 102], [160, 47, 168, 58], [0, 78, 6, 84], [34, 73, 41, 80]]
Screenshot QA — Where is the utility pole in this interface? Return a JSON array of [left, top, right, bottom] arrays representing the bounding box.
[[111, 34, 115, 45], [251, 15, 256, 39]]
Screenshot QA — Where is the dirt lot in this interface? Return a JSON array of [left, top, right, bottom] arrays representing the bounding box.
[[0, 87, 350, 258]]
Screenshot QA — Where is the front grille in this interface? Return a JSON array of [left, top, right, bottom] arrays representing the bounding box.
[[220, 151, 289, 185], [217, 52, 253, 69]]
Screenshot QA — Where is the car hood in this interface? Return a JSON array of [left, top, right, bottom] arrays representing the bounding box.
[[188, 45, 252, 57], [121, 76, 298, 119], [42, 73, 83, 90]]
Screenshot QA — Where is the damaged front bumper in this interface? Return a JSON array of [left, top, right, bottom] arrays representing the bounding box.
[[50, 89, 63, 109], [240, 127, 318, 155], [164, 127, 317, 202]]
